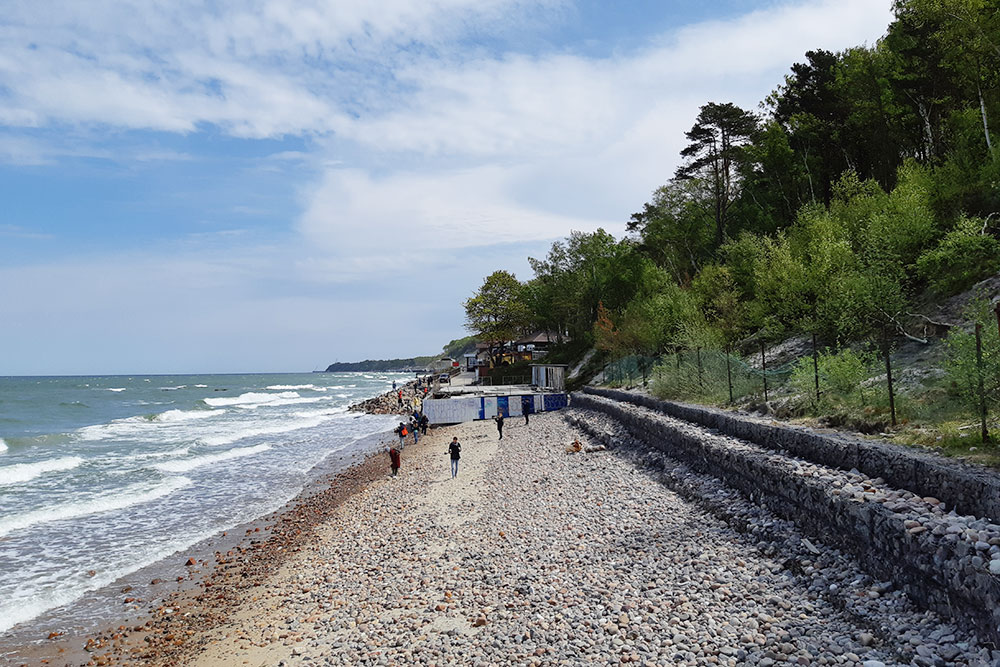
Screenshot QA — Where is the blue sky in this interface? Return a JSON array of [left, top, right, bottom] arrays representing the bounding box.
[[0, 0, 893, 375]]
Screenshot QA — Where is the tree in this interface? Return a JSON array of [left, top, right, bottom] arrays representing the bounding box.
[[675, 102, 759, 247], [464, 271, 530, 366]]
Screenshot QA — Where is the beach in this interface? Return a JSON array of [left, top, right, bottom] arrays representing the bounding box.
[[7, 387, 997, 665], [13, 403, 986, 666]]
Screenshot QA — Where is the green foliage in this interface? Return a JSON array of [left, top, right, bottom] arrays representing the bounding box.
[[789, 348, 878, 405], [944, 298, 1000, 427], [916, 216, 1000, 294], [464, 270, 530, 363]]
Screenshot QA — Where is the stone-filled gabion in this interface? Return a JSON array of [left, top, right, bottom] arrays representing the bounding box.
[[573, 389, 1000, 646]]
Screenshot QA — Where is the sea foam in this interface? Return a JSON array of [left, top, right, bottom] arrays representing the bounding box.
[[152, 444, 271, 472], [0, 456, 83, 486], [0, 438, 7, 453], [155, 409, 221, 422], [203, 391, 299, 407], [198, 413, 331, 447], [0, 476, 192, 538], [265, 384, 326, 391]]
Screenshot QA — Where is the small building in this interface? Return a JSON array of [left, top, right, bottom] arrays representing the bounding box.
[[463, 353, 478, 371], [531, 364, 568, 391]]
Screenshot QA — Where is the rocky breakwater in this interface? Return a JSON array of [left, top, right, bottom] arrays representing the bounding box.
[[349, 381, 420, 415], [571, 390, 1000, 651]]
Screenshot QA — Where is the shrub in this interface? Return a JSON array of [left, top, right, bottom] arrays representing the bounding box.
[[789, 347, 877, 406], [916, 216, 1000, 295]]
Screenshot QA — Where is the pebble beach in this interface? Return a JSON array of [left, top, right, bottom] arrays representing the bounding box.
[[84, 406, 992, 667]]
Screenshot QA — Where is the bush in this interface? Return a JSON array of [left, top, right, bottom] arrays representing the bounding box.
[[916, 216, 1000, 295], [789, 347, 877, 406], [943, 298, 1000, 436]]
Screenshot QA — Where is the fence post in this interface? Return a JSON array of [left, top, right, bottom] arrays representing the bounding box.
[[883, 326, 897, 427], [725, 345, 734, 404], [812, 332, 820, 405], [696, 347, 703, 392], [760, 342, 768, 403], [976, 323, 990, 443]]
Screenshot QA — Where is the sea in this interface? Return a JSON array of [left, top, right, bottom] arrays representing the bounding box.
[[0, 371, 410, 638]]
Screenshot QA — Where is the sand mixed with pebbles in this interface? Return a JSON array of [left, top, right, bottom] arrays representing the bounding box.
[[143, 410, 993, 667]]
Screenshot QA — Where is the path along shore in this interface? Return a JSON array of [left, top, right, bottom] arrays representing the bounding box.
[[16, 405, 996, 665]]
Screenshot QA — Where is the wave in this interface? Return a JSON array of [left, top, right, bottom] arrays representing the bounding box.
[[233, 396, 327, 410], [105, 388, 127, 392], [0, 476, 192, 538], [202, 391, 300, 407], [153, 444, 271, 473], [155, 409, 222, 423], [0, 456, 83, 486], [194, 384, 208, 388], [161, 385, 187, 391], [265, 384, 327, 391], [197, 410, 337, 446], [118, 446, 190, 462], [0, 438, 6, 453]]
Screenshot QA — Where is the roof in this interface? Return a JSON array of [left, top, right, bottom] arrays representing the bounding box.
[[514, 331, 563, 345]]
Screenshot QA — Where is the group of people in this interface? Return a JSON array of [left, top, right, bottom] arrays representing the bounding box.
[[385, 377, 531, 480]]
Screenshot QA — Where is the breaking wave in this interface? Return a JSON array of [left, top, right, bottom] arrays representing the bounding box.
[[0, 456, 83, 486], [0, 477, 193, 538], [152, 444, 271, 473]]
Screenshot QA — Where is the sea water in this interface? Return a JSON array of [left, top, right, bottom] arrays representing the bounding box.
[[0, 372, 409, 635]]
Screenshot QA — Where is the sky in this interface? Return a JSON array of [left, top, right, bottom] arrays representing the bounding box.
[[0, 0, 894, 375]]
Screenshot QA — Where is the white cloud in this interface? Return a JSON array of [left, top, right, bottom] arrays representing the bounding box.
[[0, 0, 897, 371]]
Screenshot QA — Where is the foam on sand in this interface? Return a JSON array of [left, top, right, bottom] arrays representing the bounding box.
[[0, 456, 83, 486], [152, 444, 271, 473], [0, 476, 192, 538]]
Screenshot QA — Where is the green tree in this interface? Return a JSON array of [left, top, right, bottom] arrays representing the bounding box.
[[464, 271, 530, 366], [675, 102, 759, 247]]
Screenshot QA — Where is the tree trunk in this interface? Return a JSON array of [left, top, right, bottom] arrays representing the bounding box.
[[979, 79, 994, 157]]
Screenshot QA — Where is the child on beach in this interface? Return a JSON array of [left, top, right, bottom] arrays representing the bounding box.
[[448, 437, 461, 477]]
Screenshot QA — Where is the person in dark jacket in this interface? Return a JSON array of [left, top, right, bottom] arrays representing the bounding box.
[[389, 446, 401, 476], [494, 413, 504, 440], [448, 437, 461, 478]]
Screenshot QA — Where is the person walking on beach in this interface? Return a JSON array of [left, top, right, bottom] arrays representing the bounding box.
[[411, 419, 420, 445], [419, 414, 429, 435], [395, 422, 407, 449], [494, 413, 504, 440], [389, 446, 401, 477], [448, 436, 461, 478], [522, 396, 532, 426], [392, 380, 397, 391], [397, 389, 403, 408]]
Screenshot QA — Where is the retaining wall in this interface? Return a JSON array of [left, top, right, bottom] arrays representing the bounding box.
[[572, 390, 1000, 646], [581, 387, 1000, 523]]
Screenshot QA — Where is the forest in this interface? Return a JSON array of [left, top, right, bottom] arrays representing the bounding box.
[[463, 0, 1000, 451]]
